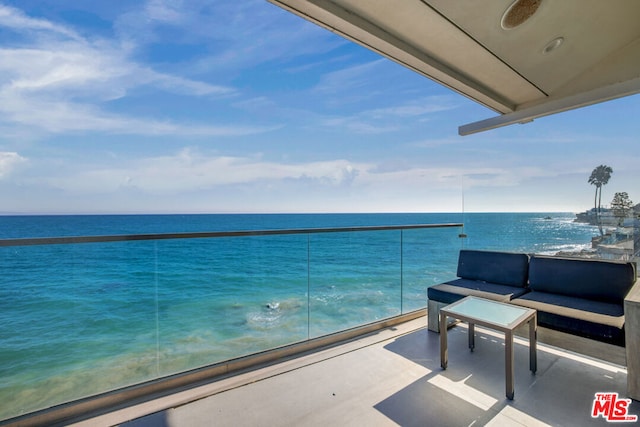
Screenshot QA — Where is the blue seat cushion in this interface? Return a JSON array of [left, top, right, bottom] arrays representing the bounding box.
[[528, 256, 637, 304], [457, 250, 529, 288], [427, 279, 530, 305], [511, 291, 625, 346]]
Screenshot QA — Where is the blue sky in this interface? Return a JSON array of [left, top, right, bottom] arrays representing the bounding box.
[[0, 0, 638, 214]]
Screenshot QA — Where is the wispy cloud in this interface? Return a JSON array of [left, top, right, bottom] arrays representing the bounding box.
[[0, 2, 252, 137], [0, 70, 262, 136], [114, 0, 342, 73], [0, 3, 82, 41], [3, 95, 279, 135], [313, 59, 388, 96], [365, 96, 458, 118], [322, 96, 460, 134]]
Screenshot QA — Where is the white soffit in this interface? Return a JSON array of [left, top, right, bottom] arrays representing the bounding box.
[[268, 0, 640, 135]]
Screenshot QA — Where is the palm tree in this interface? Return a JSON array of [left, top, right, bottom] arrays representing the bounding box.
[[588, 165, 613, 233]]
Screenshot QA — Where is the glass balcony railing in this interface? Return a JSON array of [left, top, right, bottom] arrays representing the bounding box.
[[0, 223, 462, 421]]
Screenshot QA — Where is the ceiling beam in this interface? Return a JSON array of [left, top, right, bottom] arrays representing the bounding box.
[[459, 76, 640, 135]]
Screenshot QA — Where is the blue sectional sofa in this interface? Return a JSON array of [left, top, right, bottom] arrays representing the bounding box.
[[427, 249, 639, 347]]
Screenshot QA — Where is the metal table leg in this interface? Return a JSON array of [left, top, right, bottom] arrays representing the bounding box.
[[505, 330, 514, 400], [440, 312, 448, 369], [529, 314, 537, 374]]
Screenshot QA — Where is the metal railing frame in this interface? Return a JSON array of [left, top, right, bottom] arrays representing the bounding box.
[[0, 223, 463, 247]]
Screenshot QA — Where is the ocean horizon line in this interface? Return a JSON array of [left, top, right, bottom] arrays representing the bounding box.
[[0, 210, 577, 217]]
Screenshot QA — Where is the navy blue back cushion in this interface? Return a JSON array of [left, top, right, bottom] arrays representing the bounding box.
[[456, 250, 529, 288], [528, 256, 637, 303]]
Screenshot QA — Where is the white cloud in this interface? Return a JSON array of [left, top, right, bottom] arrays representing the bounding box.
[[41, 149, 367, 194], [144, 0, 186, 25], [10, 143, 619, 213], [0, 151, 27, 178], [35, 147, 560, 198]]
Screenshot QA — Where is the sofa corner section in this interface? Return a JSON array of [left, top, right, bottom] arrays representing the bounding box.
[[624, 278, 640, 401]]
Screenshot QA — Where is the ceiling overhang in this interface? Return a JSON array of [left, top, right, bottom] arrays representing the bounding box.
[[268, 0, 640, 135]]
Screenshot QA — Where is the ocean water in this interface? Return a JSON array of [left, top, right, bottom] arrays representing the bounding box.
[[0, 213, 598, 419]]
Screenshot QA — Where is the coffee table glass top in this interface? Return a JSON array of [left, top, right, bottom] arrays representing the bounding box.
[[442, 296, 532, 328]]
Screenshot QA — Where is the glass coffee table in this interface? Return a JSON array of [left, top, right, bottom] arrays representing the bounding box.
[[439, 296, 537, 400]]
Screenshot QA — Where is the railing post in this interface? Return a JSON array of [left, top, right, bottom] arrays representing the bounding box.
[[307, 233, 311, 340], [400, 229, 404, 314]]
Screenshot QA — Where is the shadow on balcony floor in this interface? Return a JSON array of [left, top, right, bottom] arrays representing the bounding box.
[[378, 326, 638, 426]]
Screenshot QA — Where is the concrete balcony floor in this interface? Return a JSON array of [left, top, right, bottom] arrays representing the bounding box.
[[72, 316, 638, 427]]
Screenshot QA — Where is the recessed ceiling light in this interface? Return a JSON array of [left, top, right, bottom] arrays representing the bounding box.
[[501, 0, 543, 30], [542, 37, 564, 54]]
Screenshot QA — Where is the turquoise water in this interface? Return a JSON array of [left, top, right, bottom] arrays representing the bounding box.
[[0, 213, 598, 419]]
